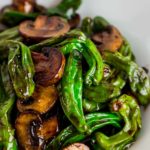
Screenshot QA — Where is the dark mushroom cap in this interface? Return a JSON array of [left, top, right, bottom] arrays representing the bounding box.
[[15, 112, 42, 150], [36, 116, 58, 141], [19, 15, 70, 41], [17, 85, 58, 114], [92, 25, 123, 53], [32, 48, 65, 86]]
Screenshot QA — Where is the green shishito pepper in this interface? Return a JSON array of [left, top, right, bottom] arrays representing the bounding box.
[[104, 51, 150, 105], [119, 38, 135, 61], [7, 41, 35, 99], [0, 63, 18, 150], [81, 16, 110, 36], [95, 94, 142, 150], [83, 72, 126, 112], [47, 112, 121, 150], [59, 50, 88, 133], [59, 30, 104, 85]]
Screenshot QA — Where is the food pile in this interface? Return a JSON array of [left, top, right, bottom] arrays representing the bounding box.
[[0, 0, 150, 150]]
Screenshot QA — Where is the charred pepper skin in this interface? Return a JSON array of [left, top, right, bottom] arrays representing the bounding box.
[[47, 112, 121, 150], [59, 50, 88, 133], [104, 51, 150, 105], [95, 94, 142, 150], [8, 41, 35, 99]]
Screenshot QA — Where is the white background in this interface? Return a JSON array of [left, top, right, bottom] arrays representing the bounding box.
[[0, 0, 150, 149]]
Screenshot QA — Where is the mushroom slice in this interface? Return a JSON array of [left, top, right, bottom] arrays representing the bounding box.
[[17, 85, 58, 114], [92, 25, 123, 52], [63, 143, 90, 150], [36, 116, 58, 141], [32, 48, 65, 86], [15, 112, 41, 150], [19, 15, 70, 41], [13, 0, 36, 13]]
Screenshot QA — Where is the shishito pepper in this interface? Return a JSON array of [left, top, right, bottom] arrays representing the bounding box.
[[59, 30, 104, 85], [47, 112, 121, 150], [0, 62, 18, 150], [59, 50, 88, 133], [83, 72, 126, 112], [104, 51, 150, 105], [8, 40, 35, 99], [95, 94, 142, 150]]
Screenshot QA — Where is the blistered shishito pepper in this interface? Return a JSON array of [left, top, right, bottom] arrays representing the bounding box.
[[83, 82, 121, 103], [47, 112, 121, 150], [59, 30, 104, 85], [83, 72, 126, 102], [95, 94, 142, 150], [119, 38, 135, 61], [104, 51, 150, 105], [0, 62, 18, 150], [59, 50, 88, 133], [8, 40, 35, 99]]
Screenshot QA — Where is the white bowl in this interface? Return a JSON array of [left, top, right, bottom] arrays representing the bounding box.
[[0, 0, 150, 149]]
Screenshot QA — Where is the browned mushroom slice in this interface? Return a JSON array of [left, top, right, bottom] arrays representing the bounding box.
[[32, 48, 65, 86], [15, 112, 41, 150], [92, 25, 123, 53], [17, 85, 58, 114], [13, 0, 36, 13], [63, 143, 90, 150], [36, 116, 58, 141], [68, 14, 81, 29], [19, 15, 70, 41]]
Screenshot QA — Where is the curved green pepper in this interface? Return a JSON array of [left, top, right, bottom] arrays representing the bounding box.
[[59, 30, 104, 85], [95, 94, 142, 150], [47, 112, 121, 150], [59, 50, 88, 133], [8, 41, 35, 99], [0, 62, 18, 150], [104, 51, 150, 105]]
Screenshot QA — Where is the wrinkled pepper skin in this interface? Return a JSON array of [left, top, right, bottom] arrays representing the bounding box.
[[83, 98, 105, 113], [59, 30, 104, 85], [8, 41, 35, 99], [83, 72, 126, 103], [0, 63, 18, 150], [47, 112, 121, 150], [119, 38, 135, 61], [104, 51, 150, 105], [83, 82, 121, 103], [95, 94, 142, 150], [59, 50, 88, 133]]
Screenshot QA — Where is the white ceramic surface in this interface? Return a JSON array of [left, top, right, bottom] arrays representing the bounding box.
[[0, 0, 150, 149]]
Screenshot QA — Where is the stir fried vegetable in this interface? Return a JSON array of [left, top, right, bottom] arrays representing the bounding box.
[[0, 0, 149, 150]]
